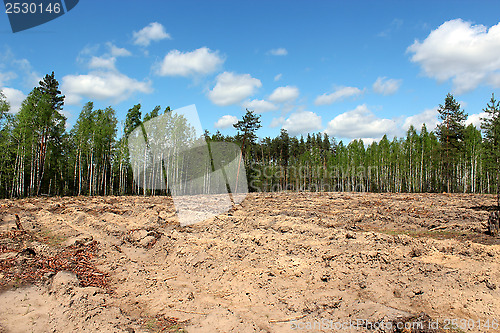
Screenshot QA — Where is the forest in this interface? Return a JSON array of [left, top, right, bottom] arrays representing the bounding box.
[[0, 72, 499, 199]]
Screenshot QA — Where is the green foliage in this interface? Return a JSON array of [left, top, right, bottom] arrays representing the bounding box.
[[11, 75, 66, 196], [233, 108, 262, 147], [1, 75, 500, 198], [481, 94, 500, 206], [70, 102, 118, 195], [143, 105, 162, 122], [0, 90, 9, 121], [124, 104, 142, 138], [436, 93, 467, 192], [37, 71, 65, 112]]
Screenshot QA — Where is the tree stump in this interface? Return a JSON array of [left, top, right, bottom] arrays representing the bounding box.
[[488, 211, 500, 236], [15, 214, 24, 231]]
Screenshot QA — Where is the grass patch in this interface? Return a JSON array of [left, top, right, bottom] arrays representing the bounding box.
[[142, 315, 187, 333], [37, 227, 67, 247]]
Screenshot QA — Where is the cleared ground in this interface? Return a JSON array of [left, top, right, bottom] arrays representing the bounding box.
[[0, 192, 499, 332]]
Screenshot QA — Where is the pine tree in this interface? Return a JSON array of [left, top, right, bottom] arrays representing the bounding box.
[[481, 94, 500, 208], [124, 104, 142, 137], [37, 72, 65, 112], [143, 105, 162, 122], [436, 93, 467, 192], [233, 109, 262, 192], [233, 109, 262, 150]]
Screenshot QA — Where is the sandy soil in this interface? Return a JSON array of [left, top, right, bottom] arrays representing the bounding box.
[[0, 192, 499, 332]]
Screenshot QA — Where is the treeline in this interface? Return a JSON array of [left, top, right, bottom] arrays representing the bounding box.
[[212, 94, 500, 199], [0, 73, 499, 199]]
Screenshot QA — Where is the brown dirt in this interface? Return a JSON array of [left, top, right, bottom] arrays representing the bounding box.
[[0, 192, 499, 332]]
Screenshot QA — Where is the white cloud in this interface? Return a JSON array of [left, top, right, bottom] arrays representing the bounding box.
[[269, 48, 288, 56], [156, 47, 224, 77], [407, 19, 500, 94], [208, 72, 262, 106], [314, 86, 362, 105], [274, 73, 282, 81], [268, 86, 299, 103], [214, 115, 238, 129], [242, 99, 278, 113], [373, 77, 402, 95], [107, 43, 131, 57], [78, 44, 131, 71], [282, 110, 322, 136], [0, 49, 40, 88], [0, 71, 17, 86], [62, 71, 152, 105], [270, 116, 285, 128], [325, 104, 396, 139], [1, 87, 26, 113], [88, 56, 116, 70], [466, 112, 488, 128], [12, 60, 39, 88], [402, 108, 439, 131], [133, 22, 171, 47]]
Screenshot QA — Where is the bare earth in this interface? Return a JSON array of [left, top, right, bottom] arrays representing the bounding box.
[[0, 192, 499, 332]]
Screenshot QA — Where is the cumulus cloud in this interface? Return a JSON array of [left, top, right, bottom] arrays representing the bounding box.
[[208, 72, 262, 106], [88, 56, 116, 70], [268, 48, 288, 56], [282, 111, 322, 136], [62, 71, 152, 105], [402, 108, 439, 131], [155, 47, 224, 77], [78, 43, 131, 72], [466, 112, 488, 128], [0, 48, 40, 88], [268, 86, 299, 103], [133, 22, 171, 46], [242, 99, 278, 113], [214, 115, 238, 129], [107, 43, 131, 57], [373, 77, 402, 95], [407, 19, 500, 94], [314, 86, 362, 105], [1, 87, 25, 113], [270, 116, 285, 128], [325, 104, 397, 139]]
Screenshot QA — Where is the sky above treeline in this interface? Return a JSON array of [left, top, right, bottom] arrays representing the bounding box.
[[1, 0, 500, 143]]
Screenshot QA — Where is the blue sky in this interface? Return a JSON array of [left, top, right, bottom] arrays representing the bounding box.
[[1, 0, 500, 143]]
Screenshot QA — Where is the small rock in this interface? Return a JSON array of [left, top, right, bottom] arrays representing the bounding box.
[[130, 229, 148, 242], [139, 235, 156, 247], [345, 233, 356, 239], [409, 247, 423, 257], [485, 280, 497, 290]]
